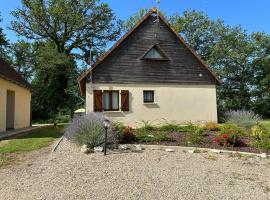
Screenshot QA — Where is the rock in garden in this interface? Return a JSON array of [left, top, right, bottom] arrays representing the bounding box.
[[94, 146, 103, 152], [211, 149, 221, 154], [119, 144, 129, 150], [260, 153, 268, 159], [188, 149, 195, 154], [134, 145, 144, 151], [81, 145, 93, 154], [147, 134, 154, 138], [165, 148, 175, 152]]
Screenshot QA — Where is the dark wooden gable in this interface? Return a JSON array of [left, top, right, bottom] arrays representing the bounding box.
[[91, 14, 217, 85], [78, 9, 220, 95]]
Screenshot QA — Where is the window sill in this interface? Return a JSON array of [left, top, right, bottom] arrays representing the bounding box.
[[143, 102, 157, 105], [103, 111, 123, 113]]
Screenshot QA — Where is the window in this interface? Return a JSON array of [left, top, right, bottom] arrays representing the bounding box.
[[144, 47, 163, 59], [103, 91, 119, 111], [141, 45, 169, 61], [143, 90, 154, 103]]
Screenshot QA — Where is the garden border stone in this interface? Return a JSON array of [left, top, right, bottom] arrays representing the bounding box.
[[139, 144, 269, 158]]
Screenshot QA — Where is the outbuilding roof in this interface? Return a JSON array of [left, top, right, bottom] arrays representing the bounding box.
[[0, 58, 31, 90]]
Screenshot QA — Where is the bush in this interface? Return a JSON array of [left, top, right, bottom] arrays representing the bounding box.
[[214, 124, 245, 147], [250, 125, 270, 150], [114, 123, 136, 143], [186, 125, 204, 145], [65, 113, 117, 148], [158, 122, 182, 132], [139, 120, 156, 131], [224, 110, 261, 129], [135, 132, 172, 143], [205, 122, 219, 131]]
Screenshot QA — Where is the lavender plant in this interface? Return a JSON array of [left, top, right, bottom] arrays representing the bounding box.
[[65, 113, 117, 148], [225, 110, 261, 129]]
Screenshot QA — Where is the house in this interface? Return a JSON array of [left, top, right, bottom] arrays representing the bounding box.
[[78, 9, 220, 126], [0, 58, 31, 132]]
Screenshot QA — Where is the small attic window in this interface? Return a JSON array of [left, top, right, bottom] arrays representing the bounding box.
[[141, 45, 169, 61]]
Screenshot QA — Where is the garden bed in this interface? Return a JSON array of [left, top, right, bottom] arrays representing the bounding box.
[[130, 131, 270, 154]]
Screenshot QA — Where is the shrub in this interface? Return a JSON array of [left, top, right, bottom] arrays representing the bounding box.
[[224, 110, 261, 129], [135, 132, 172, 143], [120, 126, 136, 143], [214, 124, 245, 147], [186, 125, 204, 145], [65, 113, 117, 148], [250, 125, 270, 150], [113, 122, 125, 140], [205, 122, 219, 131], [139, 120, 156, 131], [158, 122, 182, 132]]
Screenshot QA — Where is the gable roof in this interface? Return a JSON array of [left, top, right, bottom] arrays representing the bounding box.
[[0, 58, 31, 90], [78, 8, 220, 96]]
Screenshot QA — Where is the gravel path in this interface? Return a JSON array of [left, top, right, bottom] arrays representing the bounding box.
[[0, 139, 270, 200]]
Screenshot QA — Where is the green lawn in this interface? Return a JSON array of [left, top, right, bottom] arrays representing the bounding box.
[[260, 120, 270, 131], [0, 126, 64, 168]]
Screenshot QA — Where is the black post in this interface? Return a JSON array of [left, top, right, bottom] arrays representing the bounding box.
[[104, 127, 108, 155]]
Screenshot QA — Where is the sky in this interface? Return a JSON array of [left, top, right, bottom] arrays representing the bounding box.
[[0, 0, 270, 42]]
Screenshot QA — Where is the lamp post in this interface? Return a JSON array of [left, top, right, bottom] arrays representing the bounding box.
[[103, 119, 110, 156]]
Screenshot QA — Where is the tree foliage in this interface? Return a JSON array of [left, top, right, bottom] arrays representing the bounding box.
[[9, 0, 121, 121], [11, 0, 121, 62], [0, 12, 8, 59]]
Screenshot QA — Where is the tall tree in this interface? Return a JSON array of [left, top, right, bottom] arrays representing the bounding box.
[[10, 0, 121, 120], [251, 32, 270, 117], [11, 0, 121, 62], [9, 41, 35, 81], [0, 12, 8, 59], [31, 42, 79, 120]]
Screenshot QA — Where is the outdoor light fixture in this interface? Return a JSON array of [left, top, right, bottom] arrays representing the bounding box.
[[103, 118, 110, 155]]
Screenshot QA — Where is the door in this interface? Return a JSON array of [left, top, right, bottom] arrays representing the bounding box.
[[6, 90, 15, 130]]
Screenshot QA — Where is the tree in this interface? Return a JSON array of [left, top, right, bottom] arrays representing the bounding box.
[[9, 41, 35, 81], [124, 8, 148, 32], [31, 42, 80, 120], [10, 0, 121, 120], [250, 32, 270, 117], [11, 0, 121, 63], [0, 12, 8, 59]]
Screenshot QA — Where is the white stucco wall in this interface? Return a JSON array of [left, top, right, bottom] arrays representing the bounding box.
[[86, 83, 217, 127], [0, 78, 31, 132]]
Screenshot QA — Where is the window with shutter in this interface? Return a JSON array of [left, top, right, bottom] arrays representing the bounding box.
[[121, 90, 129, 111], [93, 90, 103, 112], [103, 90, 119, 111]]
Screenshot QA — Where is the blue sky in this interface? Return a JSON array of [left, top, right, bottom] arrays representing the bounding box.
[[1, 0, 270, 42]]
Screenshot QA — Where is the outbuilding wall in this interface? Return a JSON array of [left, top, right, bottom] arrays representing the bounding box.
[[0, 78, 31, 132]]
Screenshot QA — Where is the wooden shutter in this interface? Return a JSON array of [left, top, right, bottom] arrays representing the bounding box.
[[93, 90, 103, 112], [121, 90, 129, 111]]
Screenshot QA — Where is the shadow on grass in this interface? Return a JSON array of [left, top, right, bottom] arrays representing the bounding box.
[[4, 126, 65, 140]]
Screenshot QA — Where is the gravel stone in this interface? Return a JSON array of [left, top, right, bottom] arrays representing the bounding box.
[[0, 138, 270, 200]]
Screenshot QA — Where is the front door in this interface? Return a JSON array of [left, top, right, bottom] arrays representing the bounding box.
[[6, 90, 15, 130]]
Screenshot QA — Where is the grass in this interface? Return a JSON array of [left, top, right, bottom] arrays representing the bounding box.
[[260, 120, 270, 131], [0, 126, 63, 168]]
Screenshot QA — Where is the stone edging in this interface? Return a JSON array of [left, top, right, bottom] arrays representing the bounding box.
[[139, 144, 269, 158]]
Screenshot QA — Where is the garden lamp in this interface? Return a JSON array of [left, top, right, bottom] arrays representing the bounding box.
[[103, 118, 110, 155]]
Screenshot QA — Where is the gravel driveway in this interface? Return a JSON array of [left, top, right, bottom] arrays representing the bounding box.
[[0, 139, 270, 200]]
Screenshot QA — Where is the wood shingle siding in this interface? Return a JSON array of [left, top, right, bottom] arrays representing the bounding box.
[[92, 15, 216, 85]]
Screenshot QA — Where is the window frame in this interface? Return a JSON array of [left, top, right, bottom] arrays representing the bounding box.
[[143, 90, 155, 103], [103, 90, 119, 111], [141, 45, 170, 61]]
